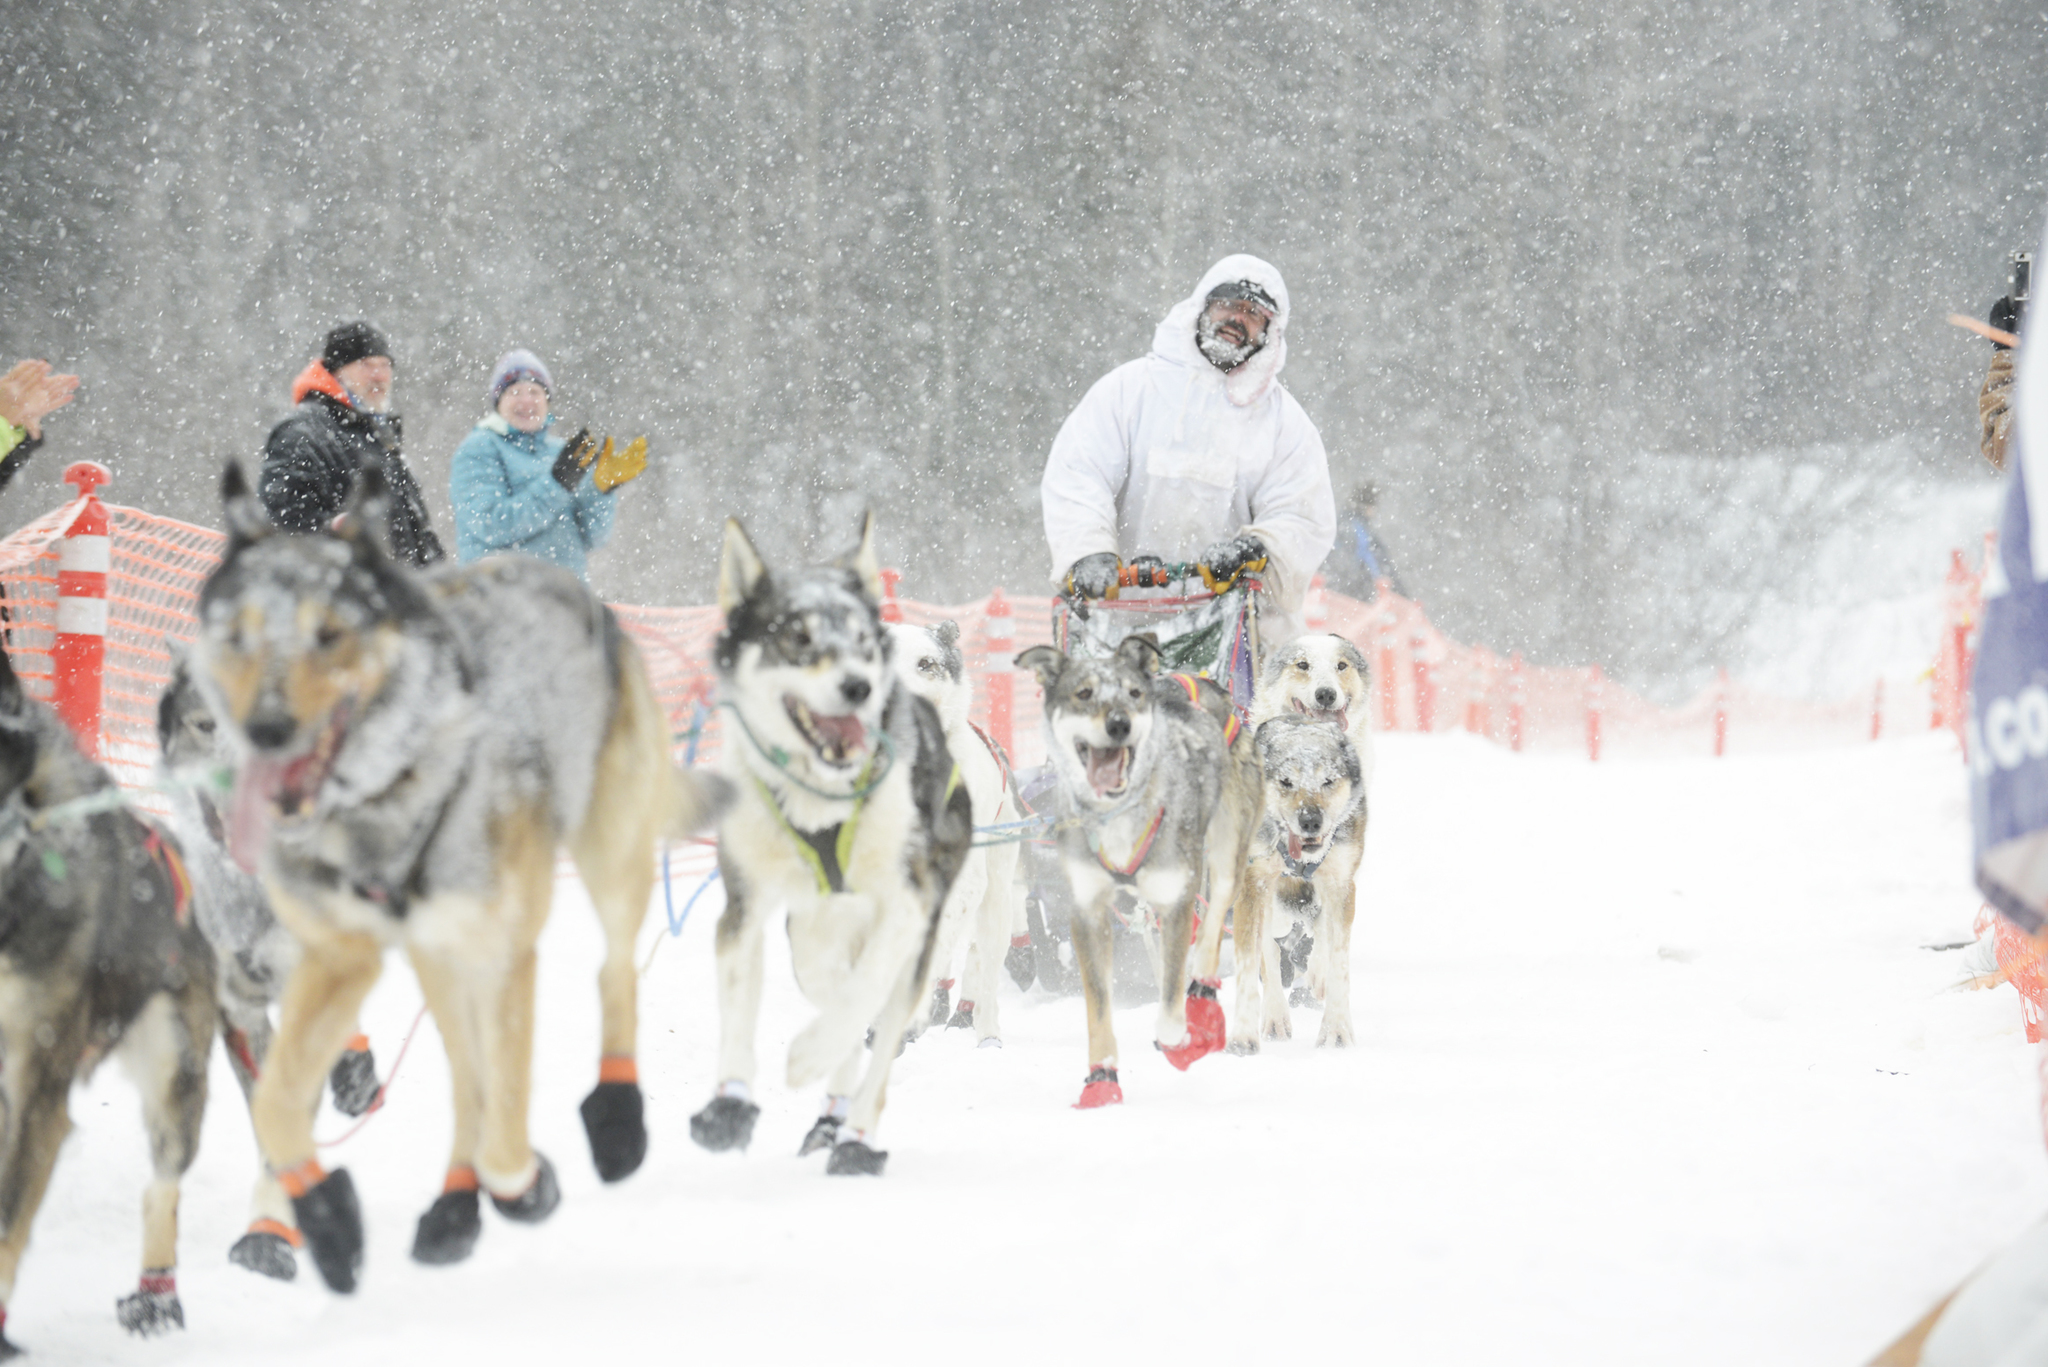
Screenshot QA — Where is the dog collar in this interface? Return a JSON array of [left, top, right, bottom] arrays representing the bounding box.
[[722, 700, 896, 802], [1088, 806, 1166, 880], [1278, 847, 1326, 880]]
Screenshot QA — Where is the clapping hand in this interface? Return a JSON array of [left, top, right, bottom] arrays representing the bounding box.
[[592, 436, 647, 493], [551, 428, 597, 491], [0, 360, 80, 440]]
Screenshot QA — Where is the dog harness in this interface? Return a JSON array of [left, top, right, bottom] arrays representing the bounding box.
[[1087, 805, 1166, 880], [1166, 672, 1243, 746], [754, 772, 869, 895], [754, 762, 963, 897], [142, 830, 193, 926], [967, 721, 1018, 805], [1080, 675, 1238, 881]]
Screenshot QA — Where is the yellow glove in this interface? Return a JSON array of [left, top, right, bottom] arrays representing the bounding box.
[[592, 436, 647, 493], [1195, 535, 1269, 594]]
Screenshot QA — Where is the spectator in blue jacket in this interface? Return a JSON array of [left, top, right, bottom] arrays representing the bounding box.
[[449, 349, 645, 581]]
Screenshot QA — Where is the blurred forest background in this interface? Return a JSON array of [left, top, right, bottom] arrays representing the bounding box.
[[2, 0, 2042, 694]]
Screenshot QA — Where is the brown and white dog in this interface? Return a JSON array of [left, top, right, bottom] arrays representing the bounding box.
[[189, 464, 727, 1291], [1233, 633, 1373, 1049]]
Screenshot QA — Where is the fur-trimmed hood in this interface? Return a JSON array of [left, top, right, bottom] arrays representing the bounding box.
[[1150, 255, 1291, 408]]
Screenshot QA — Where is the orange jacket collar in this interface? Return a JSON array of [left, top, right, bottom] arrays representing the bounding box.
[[291, 360, 350, 406]]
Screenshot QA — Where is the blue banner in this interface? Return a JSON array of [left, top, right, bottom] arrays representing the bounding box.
[[1973, 302, 2048, 932]]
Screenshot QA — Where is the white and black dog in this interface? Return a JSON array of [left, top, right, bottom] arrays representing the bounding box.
[[691, 516, 971, 1174], [1237, 633, 1374, 1044], [1016, 640, 1259, 1106], [887, 620, 1024, 1047]]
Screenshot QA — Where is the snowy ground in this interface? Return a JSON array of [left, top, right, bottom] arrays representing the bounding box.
[[20, 731, 2048, 1366]]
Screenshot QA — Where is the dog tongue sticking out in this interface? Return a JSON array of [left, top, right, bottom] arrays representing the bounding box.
[[225, 755, 288, 874], [810, 712, 864, 759], [224, 713, 348, 873], [1084, 746, 1129, 798], [1288, 832, 1305, 862], [1293, 699, 1348, 732]]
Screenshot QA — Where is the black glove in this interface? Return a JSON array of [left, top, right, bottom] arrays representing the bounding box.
[[1991, 296, 2025, 350], [1064, 552, 1122, 600], [551, 427, 596, 491], [1196, 534, 1268, 594]]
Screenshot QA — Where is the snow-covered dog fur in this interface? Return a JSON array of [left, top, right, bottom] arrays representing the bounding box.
[[888, 620, 1022, 1046], [190, 464, 726, 1293], [0, 644, 216, 1350], [156, 660, 385, 1283], [1231, 715, 1367, 1051], [1252, 632, 1374, 785], [1234, 633, 1373, 1046], [1015, 640, 1260, 1105], [691, 515, 971, 1175]]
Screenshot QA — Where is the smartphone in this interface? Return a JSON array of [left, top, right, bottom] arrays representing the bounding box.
[[2014, 251, 2033, 306]]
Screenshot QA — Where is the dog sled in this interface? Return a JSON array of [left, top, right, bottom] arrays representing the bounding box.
[[1015, 560, 1266, 1001], [1054, 560, 1264, 715]]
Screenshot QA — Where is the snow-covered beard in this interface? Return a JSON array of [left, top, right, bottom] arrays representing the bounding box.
[[1196, 312, 1266, 373]]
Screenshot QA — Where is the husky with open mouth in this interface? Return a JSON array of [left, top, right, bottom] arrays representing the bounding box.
[[1245, 632, 1374, 1024], [1015, 638, 1260, 1107], [690, 515, 971, 1175], [1232, 714, 1367, 1051], [156, 660, 386, 1283], [189, 463, 728, 1293]]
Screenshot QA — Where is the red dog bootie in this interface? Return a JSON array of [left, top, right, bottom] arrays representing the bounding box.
[[1161, 979, 1225, 1071], [1074, 1065, 1123, 1109]]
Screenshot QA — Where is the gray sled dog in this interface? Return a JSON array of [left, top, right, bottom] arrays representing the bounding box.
[[1015, 640, 1260, 1106], [1232, 715, 1367, 1051], [155, 661, 384, 1282], [887, 619, 1023, 1046], [190, 463, 728, 1293], [0, 645, 216, 1351], [691, 515, 971, 1175], [1239, 632, 1373, 1045]]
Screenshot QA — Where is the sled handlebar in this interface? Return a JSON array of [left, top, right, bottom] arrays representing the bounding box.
[[1118, 561, 1200, 588]]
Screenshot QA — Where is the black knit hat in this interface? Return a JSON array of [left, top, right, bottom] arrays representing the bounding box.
[[320, 321, 392, 372]]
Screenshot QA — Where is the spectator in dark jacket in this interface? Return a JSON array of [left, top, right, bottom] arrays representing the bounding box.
[[259, 322, 444, 566], [0, 358, 79, 495]]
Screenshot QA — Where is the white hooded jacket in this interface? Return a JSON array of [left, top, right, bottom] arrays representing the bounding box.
[[1040, 254, 1336, 644]]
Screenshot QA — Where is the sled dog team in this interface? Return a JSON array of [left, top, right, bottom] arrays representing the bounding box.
[[0, 480, 1371, 1352]]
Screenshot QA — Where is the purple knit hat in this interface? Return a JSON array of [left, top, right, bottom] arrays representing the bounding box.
[[487, 349, 552, 406]]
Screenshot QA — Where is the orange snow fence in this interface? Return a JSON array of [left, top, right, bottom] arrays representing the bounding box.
[[0, 465, 1984, 802]]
